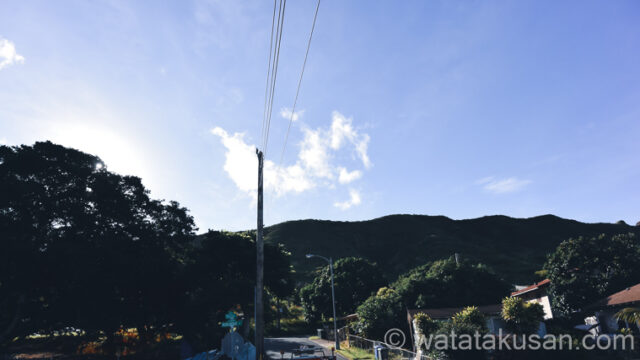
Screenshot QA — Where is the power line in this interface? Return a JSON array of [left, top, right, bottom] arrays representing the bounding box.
[[262, 0, 287, 156], [260, 0, 278, 148], [279, 0, 321, 165]]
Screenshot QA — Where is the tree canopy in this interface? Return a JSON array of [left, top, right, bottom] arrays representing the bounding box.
[[299, 257, 384, 322], [354, 257, 510, 340], [391, 257, 511, 309], [543, 233, 640, 317], [0, 142, 294, 352]]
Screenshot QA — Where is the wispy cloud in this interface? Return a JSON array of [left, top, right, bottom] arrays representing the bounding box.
[[211, 111, 370, 208], [280, 107, 304, 122], [334, 189, 361, 210], [0, 37, 25, 70], [338, 167, 362, 184], [477, 176, 532, 194]]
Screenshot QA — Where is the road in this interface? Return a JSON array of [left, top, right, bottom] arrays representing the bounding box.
[[265, 337, 348, 360]]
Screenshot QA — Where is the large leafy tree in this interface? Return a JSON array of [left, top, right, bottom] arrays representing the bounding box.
[[392, 257, 511, 309], [353, 287, 405, 341], [179, 231, 293, 349], [299, 257, 384, 322], [354, 257, 509, 340], [544, 233, 640, 317], [0, 142, 196, 345]]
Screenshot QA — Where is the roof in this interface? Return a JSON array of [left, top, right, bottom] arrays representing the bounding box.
[[340, 313, 358, 321], [588, 282, 640, 309], [511, 279, 550, 297], [407, 304, 502, 321]]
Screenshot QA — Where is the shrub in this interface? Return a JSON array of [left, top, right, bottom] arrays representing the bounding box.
[[501, 297, 544, 334]]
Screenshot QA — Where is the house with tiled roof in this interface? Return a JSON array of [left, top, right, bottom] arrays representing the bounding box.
[[583, 282, 640, 334], [511, 278, 553, 320]]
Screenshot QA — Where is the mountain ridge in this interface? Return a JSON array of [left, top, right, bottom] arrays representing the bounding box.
[[257, 214, 638, 284]]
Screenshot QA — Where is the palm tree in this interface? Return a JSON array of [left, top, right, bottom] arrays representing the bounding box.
[[614, 307, 640, 324]]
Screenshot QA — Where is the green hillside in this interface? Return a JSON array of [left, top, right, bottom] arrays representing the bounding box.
[[262, 214, 639, 284]]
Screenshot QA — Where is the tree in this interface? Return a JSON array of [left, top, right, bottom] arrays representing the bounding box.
[[451, 306, 487, 333], [353, 257, 509, 342], [433, 307, 487, 360], [0, 142, 196, 347], [178, 231, 294, 350], [501, 297, 544, 334], [300, 257, 384, 322], [353, 287, 405, 340], [391, 257, 511, 309], [413, 313, 438, 337], [544, 233, 640, 316]]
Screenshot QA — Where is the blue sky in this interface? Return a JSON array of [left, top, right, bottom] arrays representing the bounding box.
[[1, 0, 639, 231]]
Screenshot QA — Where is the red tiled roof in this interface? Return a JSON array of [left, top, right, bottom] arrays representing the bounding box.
[[407, 304, 502, 321], [588, 283, 640, 308], [511, 279, 550, 297]]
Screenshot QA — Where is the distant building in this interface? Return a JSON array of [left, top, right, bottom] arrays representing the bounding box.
[[511, 279, 553, 320], [583, 282, 640, 335]]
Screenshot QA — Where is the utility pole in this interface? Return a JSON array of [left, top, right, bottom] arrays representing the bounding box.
[[255, 149, 264, 360], [306, 254, 340, 350], [329, 258, 340, 350]]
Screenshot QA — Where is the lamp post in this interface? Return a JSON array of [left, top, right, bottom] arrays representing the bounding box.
[[306, 254, 340, 350]]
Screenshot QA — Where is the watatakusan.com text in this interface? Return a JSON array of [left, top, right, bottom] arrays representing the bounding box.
[[386, 328, 635, 351]]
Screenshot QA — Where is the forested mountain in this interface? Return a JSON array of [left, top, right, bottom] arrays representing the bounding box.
[[260, 214, 639, 284]]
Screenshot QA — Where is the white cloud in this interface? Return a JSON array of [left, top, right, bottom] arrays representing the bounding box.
[[280, 107, 304, 122], [0, 138, 6, 145], [334, 189, 362, 210], [211, 127, 257, 194], [0, 37, 25, 70], [478, 176, 532, 194], [211, 111, 371, 204], [338, 167, 362, 184], [299, 127, 334, 179], [328, 112, 371, 168]]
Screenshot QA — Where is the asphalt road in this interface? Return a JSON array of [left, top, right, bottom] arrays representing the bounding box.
[[264, 337, 347, 360]]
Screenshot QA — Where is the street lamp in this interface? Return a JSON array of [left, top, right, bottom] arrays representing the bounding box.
[[306, 253, 340, 350]]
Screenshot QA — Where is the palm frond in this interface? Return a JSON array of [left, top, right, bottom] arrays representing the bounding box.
[[614, 307, 640, 324]]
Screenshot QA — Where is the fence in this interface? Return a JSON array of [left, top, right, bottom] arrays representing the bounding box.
[[324, 326, 348, 343], [346, 334, 433, 360]]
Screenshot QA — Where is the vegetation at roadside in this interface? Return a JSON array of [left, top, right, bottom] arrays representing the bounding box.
[[299, 257, 385, 322], [337, 343, 374, 360]]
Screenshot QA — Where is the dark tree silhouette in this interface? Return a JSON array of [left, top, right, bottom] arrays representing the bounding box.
[[299, 257, 385, 322], [178, 231, 294, 350], [0, 142, 196, 347]]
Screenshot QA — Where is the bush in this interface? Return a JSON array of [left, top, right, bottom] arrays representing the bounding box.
[[501, 297, 544, 334], [413, 313, 438, 336]]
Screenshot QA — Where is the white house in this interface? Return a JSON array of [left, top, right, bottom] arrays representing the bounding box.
[[511, 279, 554, 320]]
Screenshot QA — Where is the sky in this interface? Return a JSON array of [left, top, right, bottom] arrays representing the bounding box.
[[1, 0, 639, 231]]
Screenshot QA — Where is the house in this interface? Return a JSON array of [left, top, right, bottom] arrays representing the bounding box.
[[583, 282, 640, 335], [511, 279, 554, 320]]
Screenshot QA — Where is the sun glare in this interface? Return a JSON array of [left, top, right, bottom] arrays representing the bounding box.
[[50, 123, 150, 180]]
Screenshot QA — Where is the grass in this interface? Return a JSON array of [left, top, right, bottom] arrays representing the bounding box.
[[337, 343, 374, 360], [308, 336, 320, 340]]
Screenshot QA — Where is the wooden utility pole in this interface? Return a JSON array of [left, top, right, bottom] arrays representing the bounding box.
[[255, 149, 264, 360]]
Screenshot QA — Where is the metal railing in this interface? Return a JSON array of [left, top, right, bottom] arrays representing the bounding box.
[[346, 334, 433, 360]]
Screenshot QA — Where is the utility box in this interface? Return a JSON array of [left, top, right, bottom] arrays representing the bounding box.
[[317, 329, 326, 339]]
